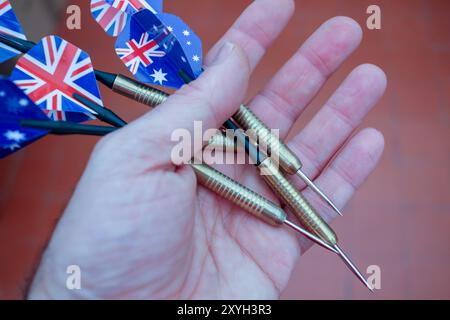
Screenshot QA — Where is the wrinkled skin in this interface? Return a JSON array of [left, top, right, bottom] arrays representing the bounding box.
[[29, 0, 386, 299]]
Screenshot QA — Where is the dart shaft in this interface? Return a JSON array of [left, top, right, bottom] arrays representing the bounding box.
[[20, 119, 116, 136], [73, 93, 127, 128], [0, 34, 33, 52]]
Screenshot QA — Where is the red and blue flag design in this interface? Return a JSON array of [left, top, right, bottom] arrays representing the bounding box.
[[106, 0, 162, 15], [0, 0, 26, 63], [9, 35, 103, 123], [90, 0, 128, 37], [0, 78, 48, 158], [115, 9, 202, 89], [91, 0, 162, 38]]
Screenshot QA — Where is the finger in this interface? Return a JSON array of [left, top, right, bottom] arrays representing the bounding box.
[[288, 64, 387, 181], [298, 128, 385, 251], [113, 42, 251, 168], [249, 16, 363, 139], [205, 0, 295, 71]]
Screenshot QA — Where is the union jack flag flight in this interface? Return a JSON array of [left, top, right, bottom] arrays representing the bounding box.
[[0, 78, 48, 158], [116, 32, 166, 75], [106, 0, 162, 15], [10, 35, 103, 123], [115, 10, 202, 89], [90, 0, 128, 37], [0, 0, 27, 63]]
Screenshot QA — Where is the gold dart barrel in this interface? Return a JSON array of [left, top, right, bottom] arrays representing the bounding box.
[[190, 162, 286, 226], [206, 133, 245, 153], [95, 74, 367, 288], [190, 161, 338, 253], [110, 76, 301, 175], [233, 105, 343, 217], [257, 157, 338, 246], [113, 75, 168, 107], [111, 79, 301, 176], [233, 104, 302, 175], [107, 75, 342, 216]]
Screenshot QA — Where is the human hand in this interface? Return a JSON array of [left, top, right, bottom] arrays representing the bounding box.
[[28, 0, 386, 299]]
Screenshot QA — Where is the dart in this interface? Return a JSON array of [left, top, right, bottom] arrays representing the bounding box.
[[0, 0, 27, 63], [0, 34, 167, 107], [90, 0, 163, 38], [0, 78, 114, 158], [112, 9, 343, 214], [0, 8, 109, 123], [0, 34, 132, 128], [111, 8, 373, 290], [113, 9, 344, 216], [0, 33, 169, 113], [73, 90, 341, 255]]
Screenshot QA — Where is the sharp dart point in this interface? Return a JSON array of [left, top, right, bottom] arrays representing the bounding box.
[[297, 169, 343, 217], [284, 220, 338, 254], [334, 245, 374, 292]]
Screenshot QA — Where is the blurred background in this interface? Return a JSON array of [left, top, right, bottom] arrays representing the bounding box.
[[0, 0, 449, 299]]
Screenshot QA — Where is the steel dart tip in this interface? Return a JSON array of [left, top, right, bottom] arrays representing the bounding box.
[[296, 169, 343, 217], [333, 245, 374, 292], [283, 220, 338, 254]]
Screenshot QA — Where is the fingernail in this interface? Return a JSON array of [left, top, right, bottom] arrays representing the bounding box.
[[211, 41, 235, 65]]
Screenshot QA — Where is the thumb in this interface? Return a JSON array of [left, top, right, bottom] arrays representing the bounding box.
[[113, 42, 251, 169]]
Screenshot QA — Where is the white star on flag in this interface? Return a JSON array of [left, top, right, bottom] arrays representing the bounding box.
[[183, 30, 190, 37], [192, 55, 200, 62], [19, 99, 29, 107], [4, 130, 26, 142], [167, 26, 174, 32], [150, 68, 168, 85], [187, 41, 191, 46]]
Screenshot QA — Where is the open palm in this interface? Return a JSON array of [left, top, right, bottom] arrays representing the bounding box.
[[28, 0, 386, 299]]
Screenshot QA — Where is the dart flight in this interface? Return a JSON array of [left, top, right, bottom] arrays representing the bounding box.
[[0, 0, 27, 63], [10, 35, 103, 123]]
